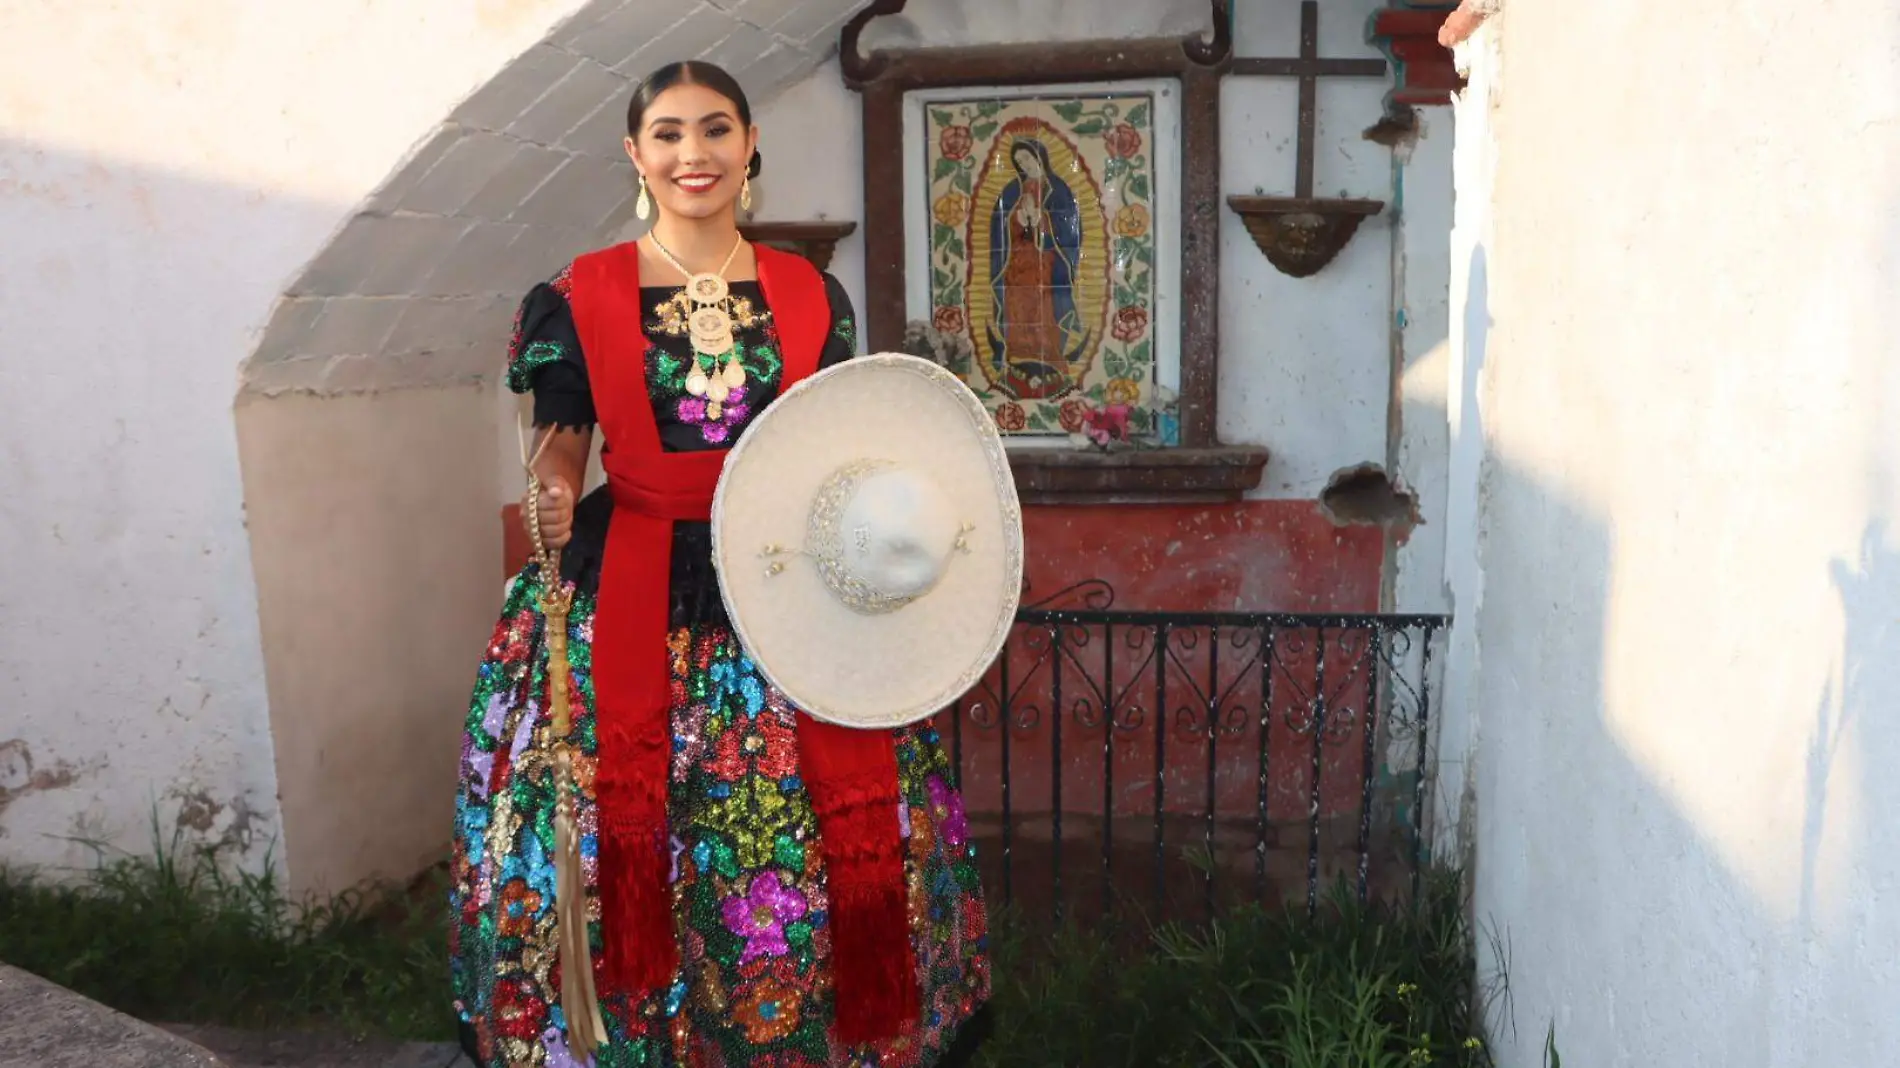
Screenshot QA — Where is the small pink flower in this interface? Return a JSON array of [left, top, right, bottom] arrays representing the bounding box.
[[722, 870, 808, 963], [1104, 122, 1143, 159], [1082, 403, 1132, 447], [940, 125, 974, 161]]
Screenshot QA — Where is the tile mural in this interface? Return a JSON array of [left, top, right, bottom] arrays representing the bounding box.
[[924, 92, 1170, 442]]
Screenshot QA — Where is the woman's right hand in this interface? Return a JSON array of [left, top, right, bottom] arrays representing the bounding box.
[[526, 476, 575, 550]]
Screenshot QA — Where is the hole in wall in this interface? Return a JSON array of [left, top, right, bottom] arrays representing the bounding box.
[[1319, 463, 1421, 530], [1362, 105, 1420, 149]]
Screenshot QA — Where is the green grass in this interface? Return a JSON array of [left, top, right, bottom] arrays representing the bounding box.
[[971, 871, 1494, 1068], [2, 827, 1494, 1066], [0, 824, 451, 1039]]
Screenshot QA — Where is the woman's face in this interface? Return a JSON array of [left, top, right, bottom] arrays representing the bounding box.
[[1012, 145, 1045, 180], [624, 82, 758, 222]]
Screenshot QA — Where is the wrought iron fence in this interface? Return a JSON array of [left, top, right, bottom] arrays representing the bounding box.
[[935, 580, 1449, 925]]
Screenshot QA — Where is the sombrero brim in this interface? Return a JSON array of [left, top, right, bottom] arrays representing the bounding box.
[[711, 353, 1024, 729]]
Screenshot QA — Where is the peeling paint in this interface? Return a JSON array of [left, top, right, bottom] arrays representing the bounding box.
[[168, 786, 263, 854], [0, 740, 89, 835]]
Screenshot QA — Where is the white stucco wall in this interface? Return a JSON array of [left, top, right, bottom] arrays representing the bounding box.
[[1223, 0, 1406, 499], [1392, 108, 1454, 614], [0, 0, 593, 874], [1453, 4, 1900, 1064], [0, 0, 865, 884]]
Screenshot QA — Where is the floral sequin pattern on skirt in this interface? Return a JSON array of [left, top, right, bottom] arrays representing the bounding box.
[[450, 568, 990, 1067]]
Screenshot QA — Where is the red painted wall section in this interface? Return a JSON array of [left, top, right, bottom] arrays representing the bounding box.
[[501, 499, 1384, 614], [941, 500, 1386, 829], [1020, 501, 1381, 613], [1369, 6, 1466, 106]]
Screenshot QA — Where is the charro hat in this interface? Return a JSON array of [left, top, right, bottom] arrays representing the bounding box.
[[711, 353, 1024, 729]]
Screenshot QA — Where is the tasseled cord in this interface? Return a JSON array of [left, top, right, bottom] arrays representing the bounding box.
[[523, 425, 610, 1054]]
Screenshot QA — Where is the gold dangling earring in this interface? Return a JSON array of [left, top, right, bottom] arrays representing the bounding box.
[[739, 176, 752, 212], [635, 174, 651, 220]]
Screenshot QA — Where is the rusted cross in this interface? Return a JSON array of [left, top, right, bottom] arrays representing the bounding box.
[[1229, 0, 1388, 198]]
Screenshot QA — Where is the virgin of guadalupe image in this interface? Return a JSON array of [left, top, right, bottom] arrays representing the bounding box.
[[984, 137, 1096, 400]]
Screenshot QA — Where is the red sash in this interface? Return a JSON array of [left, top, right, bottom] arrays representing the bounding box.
[[566, 241, 918, 1043]]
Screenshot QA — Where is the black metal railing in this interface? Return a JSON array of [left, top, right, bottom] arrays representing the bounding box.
[[937, 580, 1449, 925]]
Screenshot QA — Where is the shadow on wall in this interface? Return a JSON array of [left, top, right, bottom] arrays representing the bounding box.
[[1468, 402, 1900, 1065], [0, 133, 515, 896], [1462, 251, 1900, 1068], [0, 137, 353, 876]]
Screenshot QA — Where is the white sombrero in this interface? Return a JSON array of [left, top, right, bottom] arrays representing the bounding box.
[[711, 353, 1024, 729]]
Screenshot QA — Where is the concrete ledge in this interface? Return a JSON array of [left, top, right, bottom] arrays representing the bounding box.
[[156, 1025, 466, 1068], [0, 964, 228, 1068]]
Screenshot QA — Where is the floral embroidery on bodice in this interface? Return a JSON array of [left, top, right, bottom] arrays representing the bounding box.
[[642, 282, 784, 447]]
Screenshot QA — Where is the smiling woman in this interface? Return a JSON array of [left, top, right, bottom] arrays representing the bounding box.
[[445, 60, 991, 1068]]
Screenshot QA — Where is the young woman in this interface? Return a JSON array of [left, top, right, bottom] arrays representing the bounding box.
[[447, 62, 991, 1068]]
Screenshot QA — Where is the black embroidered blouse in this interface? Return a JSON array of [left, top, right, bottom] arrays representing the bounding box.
[[506, 263, 860, 626]]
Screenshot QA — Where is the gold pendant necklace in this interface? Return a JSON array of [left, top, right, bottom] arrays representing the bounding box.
[[649, 232, 747, 420]]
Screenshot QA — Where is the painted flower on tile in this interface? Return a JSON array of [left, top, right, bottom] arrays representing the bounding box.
[[933, 191, 971, 228], [939, 124, 974, 160], [1104, 377, 1142, 406], [993, 402, 1027, 432], [1114, 203, 1150, 238], [733, 973, 805, 1043], [933, 305, 966, 334], [1058, 397, 1089, 433], [1104, 121, 1143, 159], [722, 870, 809, 963], [1111, 305, 1149, 343], [926, 776, 969, 849]]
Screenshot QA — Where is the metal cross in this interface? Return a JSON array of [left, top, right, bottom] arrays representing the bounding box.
[[1229, 1, 1388, 198]]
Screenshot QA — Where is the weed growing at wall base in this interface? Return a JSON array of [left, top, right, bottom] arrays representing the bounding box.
[[2, 824, 1493, 1065], [971, 870, 1494, 1068], [0, 824, 450, 1039]]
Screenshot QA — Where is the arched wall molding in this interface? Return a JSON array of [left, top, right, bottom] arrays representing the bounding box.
[[240, 0, 870, 397]]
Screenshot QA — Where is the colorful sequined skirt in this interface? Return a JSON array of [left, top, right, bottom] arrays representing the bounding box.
[[449, 566, 991, 1068]]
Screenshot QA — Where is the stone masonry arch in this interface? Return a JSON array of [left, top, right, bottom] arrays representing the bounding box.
[[241, 0, 868, 396]]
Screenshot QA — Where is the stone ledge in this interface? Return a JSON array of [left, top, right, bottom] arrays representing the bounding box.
[[0, 964, 228, 1068], [155, 1024, 465, 1068], [1006, 445, 1271, 505]]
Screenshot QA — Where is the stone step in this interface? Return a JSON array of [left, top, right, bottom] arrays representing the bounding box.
[[0, 964, 228, 1068], [152, 1025, 467, 1068]]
